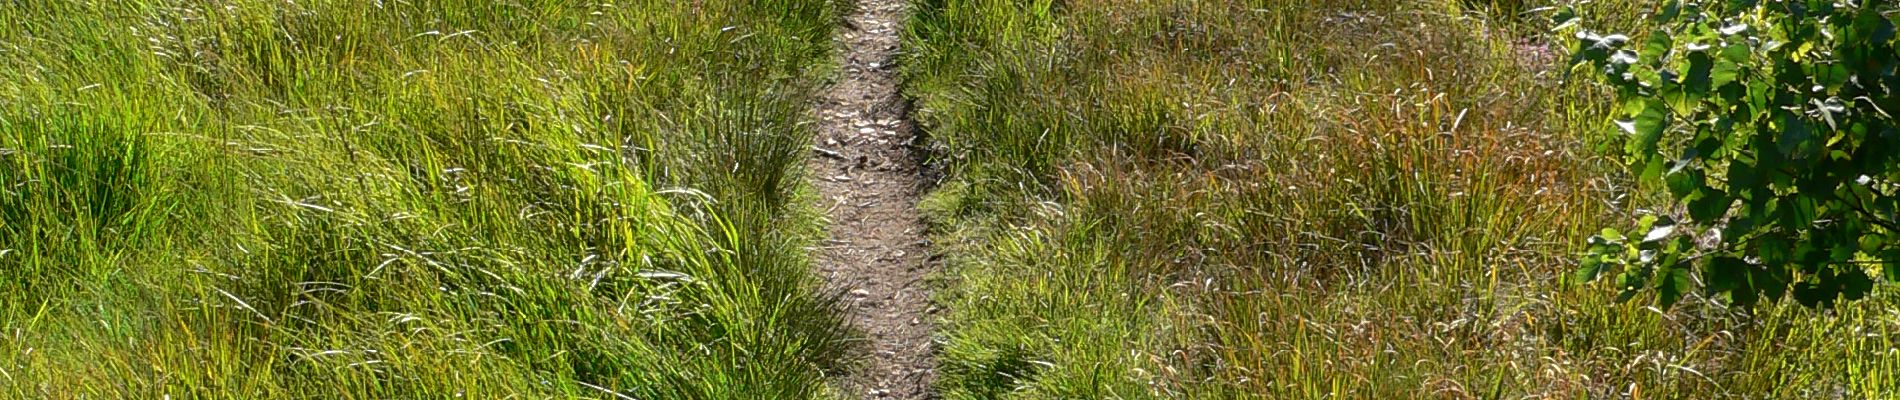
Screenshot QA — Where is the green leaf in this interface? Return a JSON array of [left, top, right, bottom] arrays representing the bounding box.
[[1754, 263, 1789, 303], [1745, 78, 1773, 118], [1666, 167, 1704, 198], [1860, 233, 1887, 253], [1811, 63, 1849, 89], [1617, 269, 1646, 291], [1688, 189, 1731, 222], [1609, 49, 1640, 66], [1656, 262, 1692, 308], [1627, 100, 1670, 157], [1711, 45, 1745, 87], [1776, 196, 1819, 232], [1552, 6, 1580, 32], [1728, 284, 1760, 306], [1792, 281, 1831, 308], [1721, 42, 1750, 63], [1830, 237, 1859, 264], [1884, 249, 1900, 282], [1656, 1, 1682, 23], [1704, 257, 1750, 294], [1839, 269, 1874, 301], [1727, 158, 1760, 189], [1573, 31, 1622, 65], [1759, 232, 1793, 266], [1684, 52, 1715, 94], [1643, 217, 1678, 243], [1639, 153, 1668, 183], [1576, 255, 1607, 283], [1641, 30, 1673, 62], [1778, 113, 1812, 160], [1599, 228, 1626, 242], [1852, 7, 1896, 43]]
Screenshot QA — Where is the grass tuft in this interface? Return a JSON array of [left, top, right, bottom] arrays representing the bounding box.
[[0, 1, 856, 398], [904, 0, 1900, 398]]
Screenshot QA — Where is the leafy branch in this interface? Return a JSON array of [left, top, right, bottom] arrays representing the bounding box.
[[1561, 0, 1899, 308]]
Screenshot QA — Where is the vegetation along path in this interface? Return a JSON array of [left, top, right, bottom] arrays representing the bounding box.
[[809, 0, 935, 398]]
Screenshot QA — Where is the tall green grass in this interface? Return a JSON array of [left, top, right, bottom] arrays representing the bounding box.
[[1, 0, 855, 398], [904, 0, 1900, 398]]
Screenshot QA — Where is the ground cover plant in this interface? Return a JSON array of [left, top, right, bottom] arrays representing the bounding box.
[[904, 0, 1900, 398], [0, 0, 855, 398], [1568, 1, 1900, 309]]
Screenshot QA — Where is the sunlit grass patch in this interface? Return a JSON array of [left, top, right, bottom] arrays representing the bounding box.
[[0, 0, 852, 398], [905, 0, 1900, 398]]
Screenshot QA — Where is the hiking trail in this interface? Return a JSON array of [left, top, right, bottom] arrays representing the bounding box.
[[808, 0, 936, 398]]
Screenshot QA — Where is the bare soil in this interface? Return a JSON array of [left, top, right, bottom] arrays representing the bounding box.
[[808, 0, 936, 398]]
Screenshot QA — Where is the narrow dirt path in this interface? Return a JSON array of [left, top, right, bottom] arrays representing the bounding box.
[[809, 0, 935, 398]]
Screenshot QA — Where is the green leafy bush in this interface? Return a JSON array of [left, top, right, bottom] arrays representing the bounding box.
[[1564, 0, 1898, 308]]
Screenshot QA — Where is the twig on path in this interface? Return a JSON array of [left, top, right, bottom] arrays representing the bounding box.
[[813, 146, 848, 160]]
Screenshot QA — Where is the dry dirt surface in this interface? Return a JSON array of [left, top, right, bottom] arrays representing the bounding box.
[[808, 0, 936, 399]]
